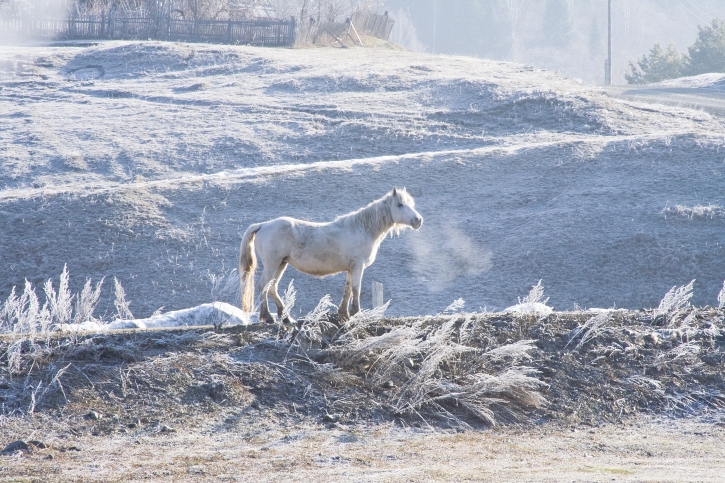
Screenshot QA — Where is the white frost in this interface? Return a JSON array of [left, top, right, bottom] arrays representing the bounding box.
[[59, 302, 254, 332], [503, 302, 553, 316], [652, 73, 725, 90]]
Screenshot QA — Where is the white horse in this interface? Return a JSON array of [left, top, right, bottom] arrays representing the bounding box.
[[239, 188, 423, 323]]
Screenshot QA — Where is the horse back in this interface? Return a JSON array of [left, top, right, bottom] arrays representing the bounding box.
[[255, 216, 372, 275]]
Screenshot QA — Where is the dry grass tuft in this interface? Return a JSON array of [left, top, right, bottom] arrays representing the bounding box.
[[1, 288, 724, 431]]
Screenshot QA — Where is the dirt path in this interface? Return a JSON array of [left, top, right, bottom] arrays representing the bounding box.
[[4, 415, 725, 482], [604, 86, 725, 116]]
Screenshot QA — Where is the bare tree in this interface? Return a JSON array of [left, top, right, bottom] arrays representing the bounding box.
[[503, 0, 528, 61], [267, 0, 380, 23], [182, 0, 227, 20]]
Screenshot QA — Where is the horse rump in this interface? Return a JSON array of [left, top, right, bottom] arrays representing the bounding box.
[[239, 223, 262, 312]]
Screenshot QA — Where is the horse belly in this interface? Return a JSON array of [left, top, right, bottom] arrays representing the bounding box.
[[289, 229, 354, 276], [288, 252, 348, 277]]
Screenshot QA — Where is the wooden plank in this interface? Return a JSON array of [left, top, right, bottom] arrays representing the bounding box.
[[372, 281, 383, 309], [349, 21, 364, 46]]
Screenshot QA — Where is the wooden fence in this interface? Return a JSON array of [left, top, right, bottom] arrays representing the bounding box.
[[1, 11, 394, 47], [0, 14, 296, 47], [350, 11, 394, 40]]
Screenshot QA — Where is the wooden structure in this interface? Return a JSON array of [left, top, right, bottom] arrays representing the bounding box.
[[372, 281, 384, 309], [0, 14, 296, 47], [295, 11, 394, 47]]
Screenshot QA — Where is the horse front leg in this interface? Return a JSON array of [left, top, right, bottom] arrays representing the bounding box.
[[338, 271, 352, 321], [350, 265, 364, 317]]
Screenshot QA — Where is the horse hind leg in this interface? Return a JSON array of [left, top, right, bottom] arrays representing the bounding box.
[[338, 271, 353, 321], [257, 265, 278, 324], [268, 261, 295, 325]]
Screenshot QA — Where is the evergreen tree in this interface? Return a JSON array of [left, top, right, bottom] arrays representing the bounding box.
[[625, 42, 684, 84], [686, 19, 725, 75]]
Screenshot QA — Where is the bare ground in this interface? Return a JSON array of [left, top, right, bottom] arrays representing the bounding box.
[[1, 309, 724, 481], [3, 413, 725, 482]]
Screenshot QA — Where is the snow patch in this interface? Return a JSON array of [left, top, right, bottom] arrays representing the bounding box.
[[505, 281, 553, 315], [652, 73, 725, 90], [662, 204, 724, 220], [58, 302, 254, 332], [503, 302, 553, 316], [586, 308, 626, 313]]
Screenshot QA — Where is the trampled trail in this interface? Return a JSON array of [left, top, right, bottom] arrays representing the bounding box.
[[0, 130, 706, 201]]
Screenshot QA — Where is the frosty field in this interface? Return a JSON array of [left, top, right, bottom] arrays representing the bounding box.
[[2, 40, 725, 317], [2, 40, 725, 481]]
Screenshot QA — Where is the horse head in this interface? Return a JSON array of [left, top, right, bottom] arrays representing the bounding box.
[[391, 188, 423, 230]]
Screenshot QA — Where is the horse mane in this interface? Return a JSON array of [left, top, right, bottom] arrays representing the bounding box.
[[337, 189, 413, 238]]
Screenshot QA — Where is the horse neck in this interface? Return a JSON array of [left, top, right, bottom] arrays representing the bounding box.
[[349, 196, 394, 240]]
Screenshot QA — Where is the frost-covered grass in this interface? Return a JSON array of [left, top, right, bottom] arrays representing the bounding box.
[[286, 280, 708, 426], [0, 266, 111, 373], [662, 204, 725, 220], [0, 266, 103, 339], [2, 41, 725, 317], [504, 280, 553, 315], [1, 269, 724, 430]]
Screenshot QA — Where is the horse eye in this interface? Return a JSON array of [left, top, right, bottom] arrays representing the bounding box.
[[397, 203, 404, 208]]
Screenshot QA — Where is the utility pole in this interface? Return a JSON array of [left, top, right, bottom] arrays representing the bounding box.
[[605, 0, 612, 85]]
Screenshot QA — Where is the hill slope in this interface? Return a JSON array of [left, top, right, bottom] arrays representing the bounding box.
[[1, 41, 724, 316]]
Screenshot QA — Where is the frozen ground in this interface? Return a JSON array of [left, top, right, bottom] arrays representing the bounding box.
[[654, 73, 725, 90], [1, 41, 725, 318], [5, 414, 725, 482], [2, 308, 725, 481]]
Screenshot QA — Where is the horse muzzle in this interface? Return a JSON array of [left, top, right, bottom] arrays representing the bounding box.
[[411, 216, 423, 230]]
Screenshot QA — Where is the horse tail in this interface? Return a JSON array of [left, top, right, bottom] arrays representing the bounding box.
[[239, 223, 263, 312]]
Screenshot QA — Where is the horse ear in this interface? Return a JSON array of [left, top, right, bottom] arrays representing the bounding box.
[[392, 188, 398, 197]]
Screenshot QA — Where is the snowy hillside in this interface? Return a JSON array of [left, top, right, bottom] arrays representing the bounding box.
[[1, 41, 724, 317]]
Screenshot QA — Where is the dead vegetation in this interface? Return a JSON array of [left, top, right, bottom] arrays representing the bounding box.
[[0, 277, 722, 433], [1, 296, 724, 441]]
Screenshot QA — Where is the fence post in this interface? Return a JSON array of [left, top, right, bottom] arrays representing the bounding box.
[[289, 15, 296, 46], [372, 281, 383, 309]]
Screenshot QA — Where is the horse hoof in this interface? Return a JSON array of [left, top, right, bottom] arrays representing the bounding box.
[[281, 316, 296, 326]]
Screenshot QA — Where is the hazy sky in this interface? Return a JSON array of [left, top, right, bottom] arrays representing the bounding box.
[[385, 0, 725, 85]]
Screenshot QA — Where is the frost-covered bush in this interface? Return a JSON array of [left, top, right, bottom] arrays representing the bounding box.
[[0, 266, 138, 373], [504, 280, 553, 315], [315, 300, 545, 426], [654, 280, 695, 325]]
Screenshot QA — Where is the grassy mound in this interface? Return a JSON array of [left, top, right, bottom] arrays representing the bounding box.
[[2, 303, 724, 436]]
